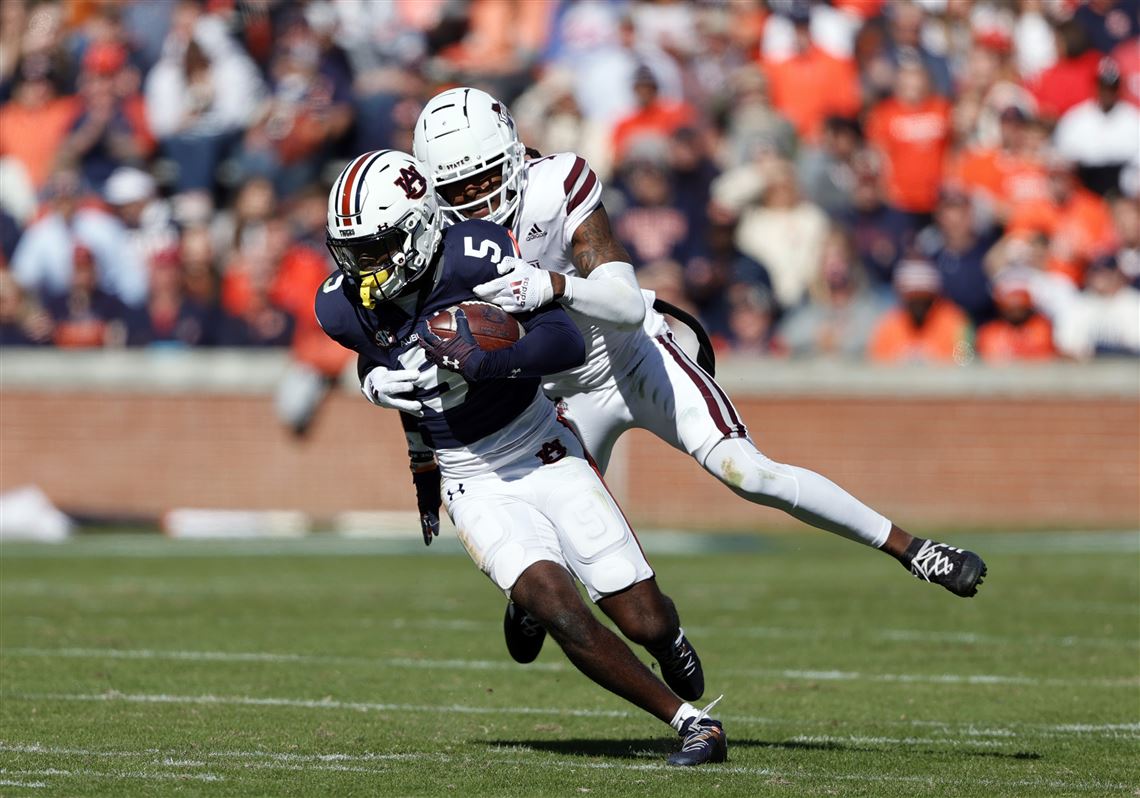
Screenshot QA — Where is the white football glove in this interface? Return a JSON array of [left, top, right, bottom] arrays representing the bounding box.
[[360, 367, 423, 417], [473, 255, 555, 313]]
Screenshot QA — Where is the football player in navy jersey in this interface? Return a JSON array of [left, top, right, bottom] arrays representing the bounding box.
[[315, 150, 727, 767]]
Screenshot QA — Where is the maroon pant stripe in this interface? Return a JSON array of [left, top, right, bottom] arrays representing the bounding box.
[[657, 334, 745, 438]]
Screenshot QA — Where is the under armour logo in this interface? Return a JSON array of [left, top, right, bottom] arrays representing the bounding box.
[[535, 438, 567, 465], [447, 484, 465, 501], [442, 355, 460, 370]]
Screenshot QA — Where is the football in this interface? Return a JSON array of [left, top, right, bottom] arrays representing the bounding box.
[[426, 301, 524, 351]]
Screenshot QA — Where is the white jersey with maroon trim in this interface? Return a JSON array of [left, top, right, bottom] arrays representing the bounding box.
[[512, 152, 666, 394]]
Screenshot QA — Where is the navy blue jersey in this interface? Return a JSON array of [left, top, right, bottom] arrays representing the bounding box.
[[315, 220, 585, 449]]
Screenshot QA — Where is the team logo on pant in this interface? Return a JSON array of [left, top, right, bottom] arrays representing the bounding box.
[[535, 438, 567, 465]]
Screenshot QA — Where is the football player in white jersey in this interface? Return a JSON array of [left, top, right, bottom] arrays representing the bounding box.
[[318, 150, 726, 766], [375, 87, 987, 665]]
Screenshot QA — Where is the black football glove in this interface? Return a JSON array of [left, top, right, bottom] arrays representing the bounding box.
[[411, 464, 441, 546], [418, 309, 487, 381]]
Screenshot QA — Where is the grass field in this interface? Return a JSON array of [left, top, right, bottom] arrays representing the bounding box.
[[1, 530, 1137, 797]]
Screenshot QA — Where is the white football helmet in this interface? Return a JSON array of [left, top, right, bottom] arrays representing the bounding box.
[[325, 150, 442, 308], [413, 87, 527, 227]]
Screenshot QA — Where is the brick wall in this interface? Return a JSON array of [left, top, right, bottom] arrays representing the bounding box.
[[2, 390, 1136, 529]]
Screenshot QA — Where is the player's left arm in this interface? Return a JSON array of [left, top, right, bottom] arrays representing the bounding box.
[[550, 204, 645, 328], [473, 205, 645, 329]]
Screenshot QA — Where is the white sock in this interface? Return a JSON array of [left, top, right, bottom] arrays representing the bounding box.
[[669, 702, 698, 732], [703, 437, 892, 549]]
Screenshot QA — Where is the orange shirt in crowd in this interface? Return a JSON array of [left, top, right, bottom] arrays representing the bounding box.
[[976, 314, 1056, 362], [762, 46, 861, 142], [1007, 188, 1116, 284], [271, 245, 352, 377], [866, 95, 953, 214], [868, 299, 971, 364], [947, 148, 1048, 220], [0, 96, 80, 188], [611, 99, 697, 163]]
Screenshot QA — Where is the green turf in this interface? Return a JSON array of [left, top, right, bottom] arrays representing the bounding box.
[[1, 531, 1137, 797]]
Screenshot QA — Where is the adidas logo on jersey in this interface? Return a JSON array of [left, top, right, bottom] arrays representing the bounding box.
[[525, 223, 547, 241]]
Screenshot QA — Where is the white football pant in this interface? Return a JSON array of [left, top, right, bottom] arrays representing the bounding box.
[[442, 416, 654, 601], [555, 330, 892, 549]]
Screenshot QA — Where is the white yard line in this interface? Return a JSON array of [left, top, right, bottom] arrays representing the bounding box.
[[4, 694, 1137, 741], [0, 744, 1131, 792], [5, 646, 1135, 688], [0, 767, 222, 782]]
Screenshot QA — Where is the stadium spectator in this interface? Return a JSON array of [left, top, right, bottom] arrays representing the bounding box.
[[714, 156, 829, 311], [611, 141, 697, 268], [0, 57, 79, 190], [1026, 254, 1140, 359], [865, 55, 952, 223], [947, 104, 1048, 224], [1073, 0, 1140, 54], [725, 281, 779, 356], [125, 247, 217, 348], [57, 42, 153, 192], [0, 269, 53, 346], [1012, 0, 1058, 80], [11, 169, 147, 307], [233, 19, 354, 197], [777, 227, 889, 359], [44, 242, 128, 348], [178, 224, 218, 307], [103, 166, 179, 278], [882, 1, 955, 98], [610, 65, 697, 165], [797, 115, 863, 218], [1110, 35, 1140, 104], [918, 187, 1000, 326], [1111, 196, 1140, 286], [667, 127, 718, 250], [975, 269, 1056, 363], [512, 70, 613, 178], [683, 215, 773, 343], [1054, 57, 1140, 197], [1026, 19, 1102, 121], [869, 258, 971, 364], [761, 3, 860, 143], [1007, 153, 1116, 286], [144, 9, 264, 194], [721, 66, 797, 167], [840, 149, 914, 288]]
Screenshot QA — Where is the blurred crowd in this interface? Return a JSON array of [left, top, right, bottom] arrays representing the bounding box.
[[1, 0, 1138, 371]]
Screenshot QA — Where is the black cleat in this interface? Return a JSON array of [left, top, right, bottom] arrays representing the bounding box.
[[653, 628, 705, 701], [503, 602, 546, 664], [667, 697, 727, 767], [908, 540, 988, 597]]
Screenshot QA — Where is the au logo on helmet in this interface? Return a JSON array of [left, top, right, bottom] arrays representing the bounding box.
[[395, 165, 427, 199]]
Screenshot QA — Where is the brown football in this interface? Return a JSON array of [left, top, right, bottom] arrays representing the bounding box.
[[426, 301, 524, 351]]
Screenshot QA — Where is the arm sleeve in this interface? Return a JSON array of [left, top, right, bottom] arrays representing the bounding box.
[[475, 303, 586, 379], [559, 260, 646, 329], [400, 410, 436, 466]]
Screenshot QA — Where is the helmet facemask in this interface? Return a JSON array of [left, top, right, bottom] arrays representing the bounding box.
[[326, 204, 441, 308], [433, 139, 527, 227]]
